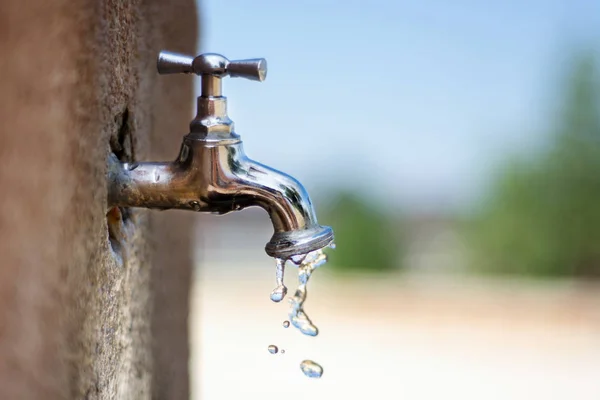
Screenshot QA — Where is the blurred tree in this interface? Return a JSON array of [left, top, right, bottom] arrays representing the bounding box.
[[320, 191, 401, 272], [469, 52, 600, 277]]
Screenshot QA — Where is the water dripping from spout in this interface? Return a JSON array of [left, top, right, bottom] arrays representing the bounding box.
[[269, 242, 334, 378], [270, 258, 287, 302]]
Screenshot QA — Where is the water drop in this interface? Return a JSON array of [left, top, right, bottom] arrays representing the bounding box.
[[270, 258, 287, 302], [268, 345, 278, 354], [329, 242, 336, 249], [270, 285, 287, 302], [300, 360, 323, 378], [281, 349, 285, 354], [282, 320, 290, 328]]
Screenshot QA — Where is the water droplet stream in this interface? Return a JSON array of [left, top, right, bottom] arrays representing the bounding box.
[[288, 249, 328, 337], [271, 242, 334, 377]]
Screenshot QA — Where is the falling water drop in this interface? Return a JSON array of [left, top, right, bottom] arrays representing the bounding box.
[[268, 345, 278, 354], [270, 258, 288, 302], [282, 320, 290, 328], [300, 360, 323, 378], [281, 349, 285, 354]]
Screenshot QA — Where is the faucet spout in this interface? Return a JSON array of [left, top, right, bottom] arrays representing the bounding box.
[[108, 139, 333, 259], [221, 146, 334, 258]]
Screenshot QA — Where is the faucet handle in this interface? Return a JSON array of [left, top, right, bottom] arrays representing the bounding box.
[[157, 51, 267, 82], [227, 58, 267, 82]]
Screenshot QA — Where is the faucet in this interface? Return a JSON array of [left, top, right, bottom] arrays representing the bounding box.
[[107, 51, 333, 259]]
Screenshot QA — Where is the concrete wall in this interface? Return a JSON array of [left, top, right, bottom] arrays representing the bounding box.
[[0, 1, 197, 398]]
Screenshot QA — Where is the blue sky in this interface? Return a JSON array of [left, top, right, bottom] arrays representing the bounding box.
[[196, 0, 600, 212]]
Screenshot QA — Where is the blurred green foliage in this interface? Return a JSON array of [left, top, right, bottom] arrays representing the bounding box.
[[320, 191, 401, 273], [468, 53, 600, 277]]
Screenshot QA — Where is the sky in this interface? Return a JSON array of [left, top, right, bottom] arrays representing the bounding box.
[[195, 0, 600, 212]]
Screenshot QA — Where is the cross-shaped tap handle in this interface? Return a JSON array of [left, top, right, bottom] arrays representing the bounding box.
[[157, 51, 267, 82]]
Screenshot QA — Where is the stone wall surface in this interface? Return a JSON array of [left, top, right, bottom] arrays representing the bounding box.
[[0, 1, 198, 398]]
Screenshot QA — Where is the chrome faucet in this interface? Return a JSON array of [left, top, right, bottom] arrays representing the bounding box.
[[107, 51, 333, 259]]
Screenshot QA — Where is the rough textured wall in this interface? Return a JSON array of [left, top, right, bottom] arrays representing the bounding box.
[[0, 0, 197, 398]]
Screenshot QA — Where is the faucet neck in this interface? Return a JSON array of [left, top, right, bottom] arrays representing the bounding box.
[[189, 75, 237, 140], [157, 51, 266, 141], [201, 75, 222, 97]]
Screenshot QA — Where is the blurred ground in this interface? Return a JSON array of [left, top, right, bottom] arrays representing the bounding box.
[[191, 258, 600, 400]]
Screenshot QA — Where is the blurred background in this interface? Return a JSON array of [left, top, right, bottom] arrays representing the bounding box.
[[190, 1, 600, 399]]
